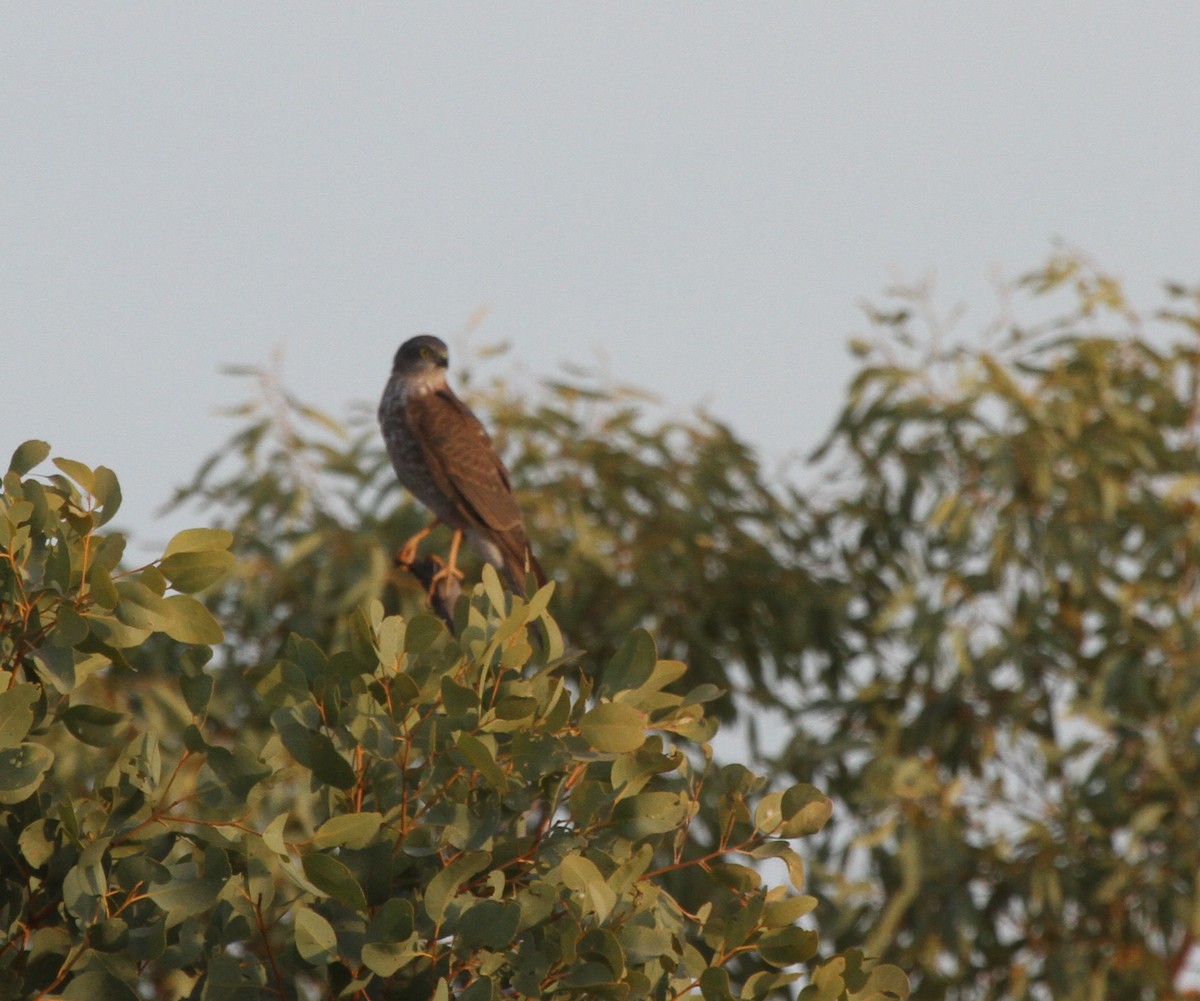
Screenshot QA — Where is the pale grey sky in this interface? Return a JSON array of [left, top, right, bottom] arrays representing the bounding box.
[[4, 5, 1199, 545]]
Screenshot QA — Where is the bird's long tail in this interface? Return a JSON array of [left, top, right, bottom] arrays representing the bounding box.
[[501, 535, 546, 594]]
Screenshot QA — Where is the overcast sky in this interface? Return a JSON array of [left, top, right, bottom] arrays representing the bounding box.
[[4, 5, 1199, 546]]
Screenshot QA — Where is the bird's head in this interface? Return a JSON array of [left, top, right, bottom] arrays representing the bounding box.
[[392, 335, 450, 378]]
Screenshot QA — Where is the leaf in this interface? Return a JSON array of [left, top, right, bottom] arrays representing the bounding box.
[[424, 851, 492, 923], [62, 969, 139, 1001], [779, 784, 834, 838], [8, 439, 50, 476], [180, 672, 213, 715], [163, 527, 235, 557], [53, 457, 95, 494], [455, 732, 507, 790], [848, 962, 910, 1000], [361, 940, 419, 978], [366, 897, 415, 943], [599, 628, 657, 699], [458, 978, 497, 1001], [611, 791, 689, 840], [51, 605, 89, 648], [0, 684, 39, 749], [114, 579, 170, 631], [404, 613, 445, 653], [361, 899, 417, 976], [160, 549, 235, 593], [312, 812, 383, 850], [699, 967, 737, 1001], [481, 561, 507, 611], [757, 926, 819, 967], [764, 895, 819, 927], [302, 853, 368, 911], [61, 704, 128, 747], [91, 466, 123, 526], [748, 842, 806, 893], [0, 743, 55, 803], [160, 594, 225, 645], [457, 899, 521, 949], [580, 702, 648, 753], [262, 814, 289, 856], [86, 563, 120, 610], [560, 853, 617, 922], [149, 847, 230, 927], [294, 906, 339, 965], [274, 711, 357, 789]]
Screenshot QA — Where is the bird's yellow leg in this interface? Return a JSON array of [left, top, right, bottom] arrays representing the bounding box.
[[429, 529, 466, 589], [397, 519, 439, 568]]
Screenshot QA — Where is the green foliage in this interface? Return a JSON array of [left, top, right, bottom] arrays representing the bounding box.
[[780, 260, 1200, 1000], [0, 446, 901, 999], [12, 249, 1193, 1001], [164, 363, 824, 723]]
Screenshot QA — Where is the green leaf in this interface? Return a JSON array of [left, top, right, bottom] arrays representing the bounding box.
[[617, 923, 673, 965], [51, 605, 89, 648], [62, 969, 139, 1001], [404, 613, 445, 653], [750, 842, 806, 892], [599, 628, 657, 699], [160, 549, 235, 593], [458, 978, 497, 1001], [160, 594, 225, 645], [560, 853, 617, 922], [311, 812, 383, 850], [163, 527, 235, 557], [424, 851, 492, 923], [149, 848, 230, 926], [779, 784, 834, 838], [274, 711, 357, 789], [848, 963, 910, 1000], [86, 563, 120, 610], [61, 704, 128, 747], [764, 895, 819, 927], [457, 899, 521, 949], [86, 917, 130, 952], [302, 852, 368, 910], [0, 743, 54, 803], [361, 899, 418, 976], [757, 926, 819, 967], [580, 702, 648, 753], [699, 967, 737, 1001], [91, 466, 122, 526], [455, 732, 507, 790], [180, 672, 213, 715], [366, 897, 415, 943], [611, 791, 689, 840], [361, 940, 419, 978], [53, 457, 95, 494], [114, 579, 170, 631], [294, 906, 339, 965], [0, 684, 39, 749], [8, 439, 50, 476]]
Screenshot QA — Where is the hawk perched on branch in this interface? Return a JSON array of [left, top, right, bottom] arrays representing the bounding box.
[[378, 335, 545, 595]]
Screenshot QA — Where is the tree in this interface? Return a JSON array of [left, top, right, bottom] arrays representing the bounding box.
[[0, 440, 903, 998], [773, 256, 1200, 1000], [9, 249, 1192, 1001], [159, 250, 1200, 1000]]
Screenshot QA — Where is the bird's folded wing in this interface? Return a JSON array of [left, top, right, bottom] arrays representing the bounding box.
[[408, 390, 525, 532]]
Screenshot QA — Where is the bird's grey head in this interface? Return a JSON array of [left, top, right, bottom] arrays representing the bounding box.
[[392, 335, 450, 378]]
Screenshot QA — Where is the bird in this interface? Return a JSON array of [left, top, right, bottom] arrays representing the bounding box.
[[378, 334, 545, 596]]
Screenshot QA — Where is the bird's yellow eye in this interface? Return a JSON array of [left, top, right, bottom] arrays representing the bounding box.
[[420, 347, 432, 359]]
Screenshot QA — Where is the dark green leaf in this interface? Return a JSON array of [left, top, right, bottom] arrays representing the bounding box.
[[580, 702, 647, 753], [8, 439, 50, 476], [303, 852, 368, 910]]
